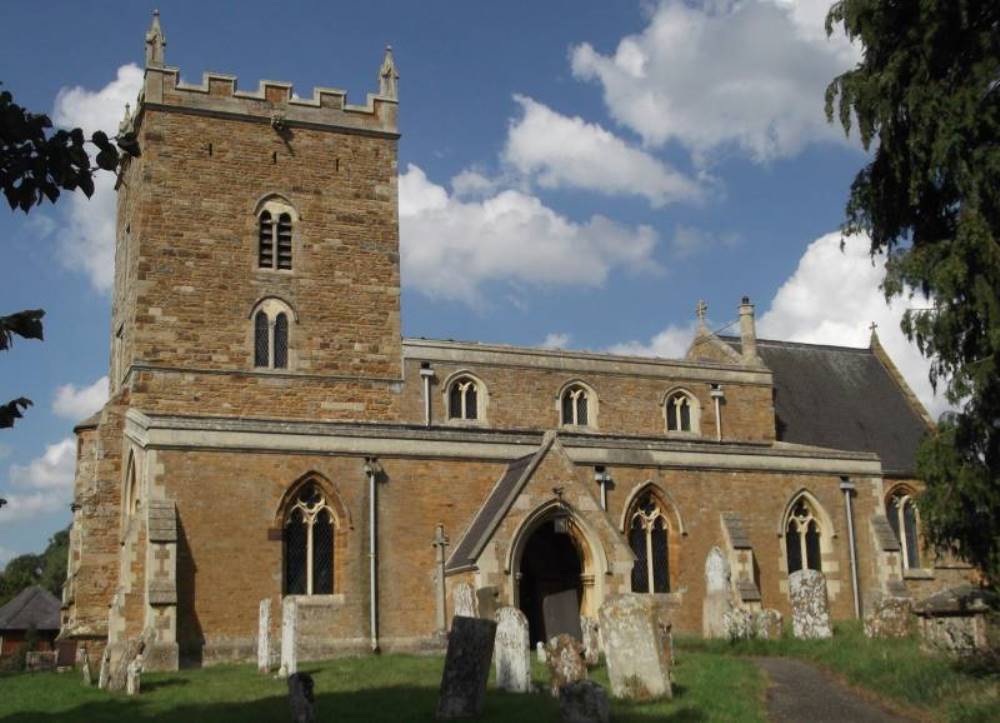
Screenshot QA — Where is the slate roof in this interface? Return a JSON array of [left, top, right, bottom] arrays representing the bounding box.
[[720, 336, 930, 474], [0, 586, 61, 632]]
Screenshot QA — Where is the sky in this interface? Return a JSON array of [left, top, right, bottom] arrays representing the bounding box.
[[0, 1, 946, 566]]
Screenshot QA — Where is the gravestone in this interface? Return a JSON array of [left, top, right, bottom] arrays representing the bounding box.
[[81, 647, 93, 686], [543, 589, 583, 641], [580, 616, 600, 667], [258, 598, 272, 673], [494, 607, 531, 693], [536, 641, 547, 663], [559, 680, 610, 723], [452, 582, 477, 619], [702, 546, 733, 638], [288, 672, 316, 723], [545, 634, 587, 698], [125, 653, 143, 696], [107, 639, 143, 693], [477, 586, 499, 622], [754, 609, 784, 639], [436, 616, 497, 719], [97, 647, 111, 689], [913, 585, 999, 655], [599, 594, 672, 701], [723, 607, 755, 641], [280, 596, 298, 676], [789, 569, 833, 639], [864, 595, 913, 639]]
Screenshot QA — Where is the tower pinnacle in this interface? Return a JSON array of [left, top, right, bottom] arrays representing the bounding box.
[[379, 45, 399, 100], [145, 10, 166, 67]]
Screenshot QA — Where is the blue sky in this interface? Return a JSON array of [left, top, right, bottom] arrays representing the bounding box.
[[0, 1, 943, 564]]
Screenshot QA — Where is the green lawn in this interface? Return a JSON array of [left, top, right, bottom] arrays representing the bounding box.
[[688, 621, 1000, 723], [0, 648, 766, 722]]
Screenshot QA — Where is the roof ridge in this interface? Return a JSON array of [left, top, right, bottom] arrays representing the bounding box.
[[718, 334, 872, 354]]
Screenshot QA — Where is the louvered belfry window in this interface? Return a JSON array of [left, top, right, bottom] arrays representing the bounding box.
[[258, 211, 275, 268], [276, 213, 293, 269], [258, 205, 293, 270], [283, 482, 335, 596]]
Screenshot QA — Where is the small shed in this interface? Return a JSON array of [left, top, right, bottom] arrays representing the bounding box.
[[0, 585, 61, 658]]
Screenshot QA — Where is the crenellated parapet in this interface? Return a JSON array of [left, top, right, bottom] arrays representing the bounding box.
[[135, 11, 398, 137]]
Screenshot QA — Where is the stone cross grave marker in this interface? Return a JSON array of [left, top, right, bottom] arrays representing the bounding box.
[[599, 594, 672, 701], [436, 616, 497, 719], [702, 546, 733, 639], [494, 606, 532, 693], [545, 633, 588, 698], [258, 598, 272, 673], [789, 569, 832, 639]]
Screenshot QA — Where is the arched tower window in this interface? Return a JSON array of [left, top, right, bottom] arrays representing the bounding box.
[[251, 298, 294, 370], [560, 383, 594, 427], [628, 492, 670, 593], [887, 488, 921, 570], [256, 197, 296, 270], [785, 496, 823, 574], [447, 376, 480, 420], [283, 481, 336, 595], [664, 389, 699, 434]]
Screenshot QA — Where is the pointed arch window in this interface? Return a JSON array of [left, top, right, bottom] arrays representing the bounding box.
[[665, 391, 697, 433], [257, 198, 295, 270], [887, 489, 921, 570], [283, 482, 336, 595], [561, 384, 591, 427], [785, 497, 823, 573], [628, 493, 670, 593], [251, 299, 294, 370], [447, 376, 480, 420]]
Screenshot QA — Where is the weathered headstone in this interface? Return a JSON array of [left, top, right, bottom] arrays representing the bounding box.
[[754, 609, 784, 640], [580, 616, 600, 667], [107, 639, 142, 693], [599, 594, 672, 701], [97, 647, 110, 689], [723, 607, 755, 641], [864, 595, 913, 639], [288, 672, 316, 723], [452, 582, 477, 619], [702, 546, 733, 638], [81, 647, 93, 686], [280, 596, 298, 676], [536, 640, 547, 663], [494, 607, 531, 693], [436, 616, 497, 719], [559, 679, 610, 723], [258, 598, 272, 673], [125, 653, 143, 696], [543, 589, 583, 641], [545, 634, 587, 698], [789, 569, 833, 639]]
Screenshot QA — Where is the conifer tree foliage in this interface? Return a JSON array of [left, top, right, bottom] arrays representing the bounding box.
[[825, 1, 1000, 584]]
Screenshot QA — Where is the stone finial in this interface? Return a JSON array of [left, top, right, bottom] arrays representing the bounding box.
[[695, 299, 708, 332], [118, 103, 132, 135], [378, 45, 399, 100], [145, 10, 166, 67], [868, 320, 879, 347]]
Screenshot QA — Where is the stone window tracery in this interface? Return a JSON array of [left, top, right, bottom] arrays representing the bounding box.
[[665, 391, 696, 433], [561, 384, 591, 427], [887, 488, 921, 570], [251, 299, 293, 370], [785, 497, 822, 573], [283, 482, 336, 596], [628, 493, 670, 593], [447, 376, 479, 420]]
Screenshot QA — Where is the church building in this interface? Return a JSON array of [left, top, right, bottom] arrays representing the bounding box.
[[60, 14, 972, 670]]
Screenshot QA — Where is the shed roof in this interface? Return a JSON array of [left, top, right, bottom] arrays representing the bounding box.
[[720, 336, 930, 475], [0, 586, 61, 632]]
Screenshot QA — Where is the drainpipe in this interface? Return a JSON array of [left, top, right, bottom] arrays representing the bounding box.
[[594, 467, 609, 511], [840, 477, 861, 618], [710, 384, 724, 442], [419, 363, 435, 427], [365, 457, 383, 652], [432, 524, 449, 634]]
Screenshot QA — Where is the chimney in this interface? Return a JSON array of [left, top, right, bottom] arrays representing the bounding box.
[[738, 296, 760, 364]]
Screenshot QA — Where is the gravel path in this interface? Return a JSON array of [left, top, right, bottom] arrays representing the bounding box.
[[753, 657, 916, 723]]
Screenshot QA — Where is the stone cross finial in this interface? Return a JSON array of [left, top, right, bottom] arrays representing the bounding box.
[[696, 299, 708, 329], [379, 45, 399, 100], [145, 10, 166, 67], [869, 321, 879, 346]]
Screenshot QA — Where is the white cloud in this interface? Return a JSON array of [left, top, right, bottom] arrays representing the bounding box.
[[570, 0, 859, 163], [52, 376, 108, 421], [606, 321, 701, 359], [399, 164, 660, 304], [669, 224, 741, 259], [451, 169, 499, 198], [540, 333, 572, 349], [757, 231, 948, 418], [0, 437, 76, 523], [503, 95, 701, 207], [50, 64, 143, 292]]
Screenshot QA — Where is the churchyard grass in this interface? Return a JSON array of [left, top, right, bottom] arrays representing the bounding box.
[[688, 620, 1000, 722], [0, 648, 765, 722]]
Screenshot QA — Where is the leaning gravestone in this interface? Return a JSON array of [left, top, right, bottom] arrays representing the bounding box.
[[543, 589, 583, 641], [545, 634, 588, 698], [789, 569, 833, 639], [81, 647, 93, 686], [125, 653, 143, 696], [280, 596, 298, 676], [702, 546, 733, 638], [599, 594, 672, 701], [580, 616, 600, 667], [107, 639, 143, 693], [436, 616, 497, 719], [494, 607, 531, 693], [258, 598, 272, 673], [288, 672, 316, 723], [452, 582, 477, 619], [559, 680, 610, 723], [97, 647, 111, 689]]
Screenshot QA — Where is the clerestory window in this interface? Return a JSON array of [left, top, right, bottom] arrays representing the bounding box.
[[561, 384, 592, 427], [665, 391, 696, 433], [447, 376, 480, 420], [283, 482, 336, 595], [628, 492, 670, 593]]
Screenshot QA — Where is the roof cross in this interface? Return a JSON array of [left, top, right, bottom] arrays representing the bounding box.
[[696, 299, 708, 328]]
